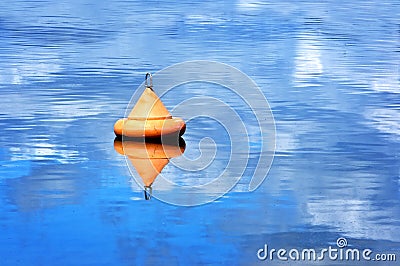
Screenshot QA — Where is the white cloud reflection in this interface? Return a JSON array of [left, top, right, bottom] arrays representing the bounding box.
[[0, 49, 62, 85], [9, 142, 85, 164], [364, 108, 400, 141], [294, 33, 323, 86], [307, 198, 400, 242]]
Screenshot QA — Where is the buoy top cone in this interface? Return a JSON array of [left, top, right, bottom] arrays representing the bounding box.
[[114, 73, 186, 138], [130, 158, 169, 187], [113, 138, 185, 188], [128, 87, 172, 120]]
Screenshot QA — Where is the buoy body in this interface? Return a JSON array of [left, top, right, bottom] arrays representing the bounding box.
[[113, 139, 185, 159], [114, 86, 186, 138], [114, 117, 186, 138], [114, 138, 185, 187]]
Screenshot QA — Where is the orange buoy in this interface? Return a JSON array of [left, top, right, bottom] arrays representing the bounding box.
[[114, 138, 185, 199], [114, 73, 186, 138]]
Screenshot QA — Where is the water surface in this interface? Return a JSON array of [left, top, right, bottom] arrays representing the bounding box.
[[0, 0, 399, 265]]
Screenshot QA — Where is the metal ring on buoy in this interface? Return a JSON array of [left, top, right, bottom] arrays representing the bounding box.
[[145, 72, 153, 90], [144, 186, 152, 200]]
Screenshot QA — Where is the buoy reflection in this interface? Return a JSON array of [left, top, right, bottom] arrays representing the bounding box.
[[114, 137, 185, 200]]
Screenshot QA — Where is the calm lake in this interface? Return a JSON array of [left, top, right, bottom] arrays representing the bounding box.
[[0, 0, 399, 265]]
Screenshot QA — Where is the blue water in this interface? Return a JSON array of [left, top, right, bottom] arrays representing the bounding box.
[[0, 0, 399, 265]]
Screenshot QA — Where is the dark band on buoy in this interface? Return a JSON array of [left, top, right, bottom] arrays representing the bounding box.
[[145, 73, 153, 90]]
